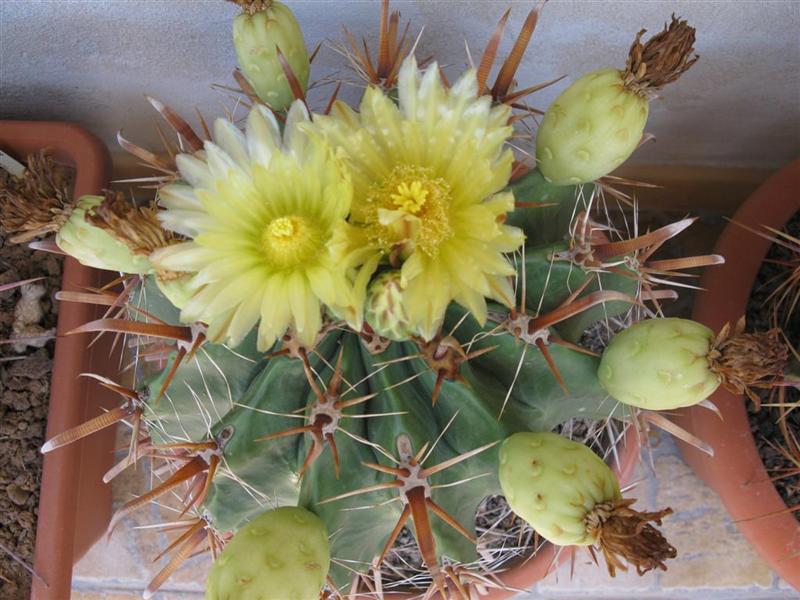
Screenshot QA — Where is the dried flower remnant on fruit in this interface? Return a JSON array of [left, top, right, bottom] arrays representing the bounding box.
[[622, 15, 699, 99], [86, 191, 179, 257], [707, 317, 789, 408], [586, 498, 677, 577], [0, 150, 75, 243], [227, 0, 272, 16]]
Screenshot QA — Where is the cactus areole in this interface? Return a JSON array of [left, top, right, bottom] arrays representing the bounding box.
[[536, 16, 698, 185], [5, 2, 726, 598]]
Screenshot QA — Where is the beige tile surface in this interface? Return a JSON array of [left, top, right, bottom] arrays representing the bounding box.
[[655, 453, 774, 589]]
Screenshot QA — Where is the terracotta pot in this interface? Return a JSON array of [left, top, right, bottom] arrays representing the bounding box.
[[359, 429, 641, 599], [0, 121, 118, 600], [673, 159, 800, 589]]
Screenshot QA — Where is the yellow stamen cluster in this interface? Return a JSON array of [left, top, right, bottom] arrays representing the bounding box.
[[261, 215, 322, 269], [363, 165, 453, 258], [391, 181, 428, 214]]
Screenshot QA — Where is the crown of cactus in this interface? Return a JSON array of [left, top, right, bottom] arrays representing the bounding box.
[[6, 3, 753, 599]]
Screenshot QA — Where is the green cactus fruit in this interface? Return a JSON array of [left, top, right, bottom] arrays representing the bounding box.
[[56, 196, 154, 274], [498, 431, 676, 575], [498, 431, 619, 546], [205, 506, 329, 600], [598, 317, 720, 410], [537, 17, 697, 185], [364, 270, 413, 341], [232, 0, 310, 111], [536, 68, 648, 185]]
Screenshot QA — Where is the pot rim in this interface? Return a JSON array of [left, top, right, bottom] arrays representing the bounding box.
[[676, 158, 800, 589], [0, 120, 117, 600]]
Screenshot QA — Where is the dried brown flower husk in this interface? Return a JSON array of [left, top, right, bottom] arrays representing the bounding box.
[[0, 150, 75, 243], [622, 15, 699, 99], [586, 498, 676, 577], [707, 317, 789, 409], [85, 191, 179, 257], [226, 0, 271, 16]]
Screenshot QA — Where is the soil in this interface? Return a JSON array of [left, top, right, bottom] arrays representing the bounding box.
[[0, 168, 64, 598], [745, 212, 800, 521]]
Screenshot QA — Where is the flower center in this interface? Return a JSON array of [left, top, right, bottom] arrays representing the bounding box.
[[363, 165, 453, 257], [260, 215, 322, 269], [268, 216, 298, 239], [391, 181, 428, 214]]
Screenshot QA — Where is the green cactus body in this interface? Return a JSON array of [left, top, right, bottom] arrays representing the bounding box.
[[364, 270, 413, 341], [506, 169, 639, 342], [232, 1, 310, 111], [203, 333, 343, 531], [128, 168, 647, 590], [498, 431, 620, 546], [536, 68, 648, 185], [506, 168, 594, 243], [56, 196, 154, 274], [205, 506, 330, 600], [598, 317, 720, 410]]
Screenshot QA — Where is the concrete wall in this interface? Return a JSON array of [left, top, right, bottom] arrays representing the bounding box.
[[1, 0, 798, 169]]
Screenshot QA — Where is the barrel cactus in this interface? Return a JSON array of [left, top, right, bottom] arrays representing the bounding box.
[[6, 3, 737, 599]]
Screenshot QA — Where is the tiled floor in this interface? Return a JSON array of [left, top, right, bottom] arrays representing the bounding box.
[[71, 431, 799, 599]]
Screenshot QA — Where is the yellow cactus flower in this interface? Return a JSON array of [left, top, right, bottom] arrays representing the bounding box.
[[151, 101, 356, 351], [309, 56, 524, 339]]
